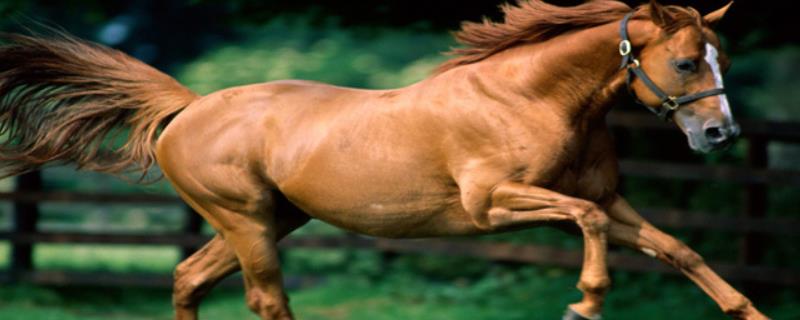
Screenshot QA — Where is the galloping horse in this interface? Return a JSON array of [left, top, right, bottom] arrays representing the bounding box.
[[0, 1, 768, 319]]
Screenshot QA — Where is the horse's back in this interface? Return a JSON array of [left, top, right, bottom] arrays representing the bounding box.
[[157, 80, 373, 163]]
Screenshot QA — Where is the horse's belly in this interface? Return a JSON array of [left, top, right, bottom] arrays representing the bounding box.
[[280, 179, 472, 237], [302, 199, 474, 238], [273, 151, 478, 237]]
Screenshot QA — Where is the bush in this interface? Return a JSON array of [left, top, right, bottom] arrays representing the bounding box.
[[177, 19, 451, 94]]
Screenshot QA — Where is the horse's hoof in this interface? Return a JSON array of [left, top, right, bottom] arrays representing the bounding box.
[[562, 307, 601, 320]]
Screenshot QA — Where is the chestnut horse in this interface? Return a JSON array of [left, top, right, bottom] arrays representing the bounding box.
[[0, 1, 767, 319]]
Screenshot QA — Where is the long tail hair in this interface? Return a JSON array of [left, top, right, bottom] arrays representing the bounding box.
[[0, 31, 198, 180]]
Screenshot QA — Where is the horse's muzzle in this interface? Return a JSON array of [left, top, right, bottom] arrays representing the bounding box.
[[703, 121, 740, 150]]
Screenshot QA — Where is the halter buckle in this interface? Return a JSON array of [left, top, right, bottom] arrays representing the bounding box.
[[662, 96, 680, 111], [619, 40, 632, 56]]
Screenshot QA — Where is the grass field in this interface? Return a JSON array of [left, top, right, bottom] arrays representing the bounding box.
[[0, 267, 726, 320], [1, 242, 799, 320]]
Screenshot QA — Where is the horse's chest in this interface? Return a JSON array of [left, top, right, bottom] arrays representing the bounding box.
[[549, 163, 617, 202], [515, 129, 618, 203]]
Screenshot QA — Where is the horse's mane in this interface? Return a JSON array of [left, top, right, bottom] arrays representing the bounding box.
[[437, 0, 703, 73]]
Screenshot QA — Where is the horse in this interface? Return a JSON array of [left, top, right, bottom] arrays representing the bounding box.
[[0, 1, 768, 319]]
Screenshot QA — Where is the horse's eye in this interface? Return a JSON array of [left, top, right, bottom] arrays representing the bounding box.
[[673, 59, 697, 73]]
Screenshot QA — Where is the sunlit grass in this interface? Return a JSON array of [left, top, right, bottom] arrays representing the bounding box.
[[0, 242, 179, 274], [1, 241, 799, 320], [0, 241, 8, 270], [42, 167, 176, 195], [2, 268, 798, 320], [0, 177, 12, 191], [176, 18, 450, 95], [34, 244, 179, 274]]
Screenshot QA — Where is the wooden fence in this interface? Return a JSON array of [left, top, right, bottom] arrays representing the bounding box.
[[1, 111, 799, 288]]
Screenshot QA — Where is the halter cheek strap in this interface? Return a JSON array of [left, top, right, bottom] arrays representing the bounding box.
[[619, 13, 726, 121]]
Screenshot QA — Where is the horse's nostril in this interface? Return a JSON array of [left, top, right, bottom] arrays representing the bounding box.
[[705, 127, 725, 141]]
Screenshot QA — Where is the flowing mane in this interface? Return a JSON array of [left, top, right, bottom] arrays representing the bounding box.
[[437, 0, 703, 73]]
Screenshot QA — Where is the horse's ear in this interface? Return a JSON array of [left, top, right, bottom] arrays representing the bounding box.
[[704, 2, 733, 27], [649, 0, 676, 28]]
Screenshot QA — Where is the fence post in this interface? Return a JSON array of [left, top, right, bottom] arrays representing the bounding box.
[[10, 171, 43, 281], [181, 205, 203, 259], [741, 136, 768, 293]]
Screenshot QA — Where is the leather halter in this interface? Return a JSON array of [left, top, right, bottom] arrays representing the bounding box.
[[618, 13, 726, 121]]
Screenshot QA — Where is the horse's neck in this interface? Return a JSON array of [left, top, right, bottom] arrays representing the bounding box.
[[446, 22, 633, 124]]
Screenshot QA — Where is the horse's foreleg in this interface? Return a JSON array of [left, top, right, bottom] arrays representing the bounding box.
[[606, 195, 768, 320], [485, 182, 610, 320]]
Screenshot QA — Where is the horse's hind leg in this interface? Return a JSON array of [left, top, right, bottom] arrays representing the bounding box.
[[606, 196, 767, 320], [173, 235, 238, 320], [219, 205, 297, 320], [172, 192, 310, 320]]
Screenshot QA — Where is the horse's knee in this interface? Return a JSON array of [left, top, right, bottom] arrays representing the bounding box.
[[571, 201, 610, 234]]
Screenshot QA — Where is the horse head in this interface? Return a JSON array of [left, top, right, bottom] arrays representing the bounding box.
[[625, 1, 737, 152]]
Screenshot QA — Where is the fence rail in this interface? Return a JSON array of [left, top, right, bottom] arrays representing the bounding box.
[[2, 111, 799, 288]]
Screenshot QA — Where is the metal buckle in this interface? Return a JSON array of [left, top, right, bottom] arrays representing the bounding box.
[[630, 58, 640, 67], [662, 96, 680, 110], [619, 40, 631, 56]]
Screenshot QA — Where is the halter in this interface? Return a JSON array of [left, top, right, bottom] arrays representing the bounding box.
[[618, 13, 726, 121]]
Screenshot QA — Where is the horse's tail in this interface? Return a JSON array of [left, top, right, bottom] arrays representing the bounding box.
[[0, 32, 198, 181]]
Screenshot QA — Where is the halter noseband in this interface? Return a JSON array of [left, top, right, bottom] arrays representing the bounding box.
[[619, 13, 726, 121]]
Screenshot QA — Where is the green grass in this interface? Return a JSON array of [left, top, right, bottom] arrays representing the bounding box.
[[33, 244, 179, 273], [1, 218, 798, 320], [0, 241, 8, 269], [1, 268, 799, 320], [0, 241, 179, 273], [1, 244, 799, 319]]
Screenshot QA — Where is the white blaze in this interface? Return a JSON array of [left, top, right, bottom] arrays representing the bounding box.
[[704, 43, 734, 122]]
